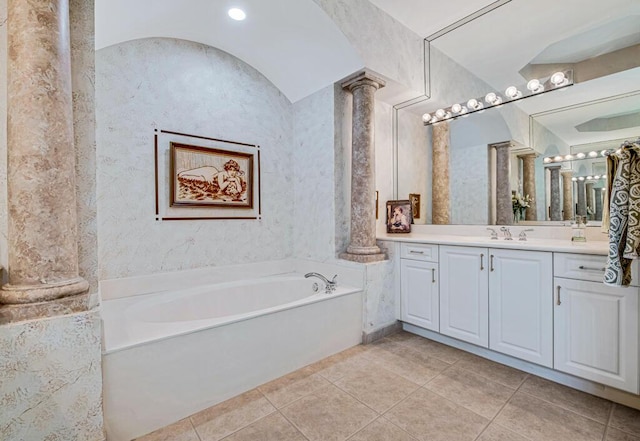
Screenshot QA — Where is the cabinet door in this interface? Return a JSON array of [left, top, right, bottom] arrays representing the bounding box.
[[554, 278, 639, 394], [400, 259, 439, 331], [439, 246, 489, 347], [489, 249, 553, 367]]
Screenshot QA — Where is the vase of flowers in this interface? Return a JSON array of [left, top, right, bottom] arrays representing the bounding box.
[[512, 192, 533, 223]]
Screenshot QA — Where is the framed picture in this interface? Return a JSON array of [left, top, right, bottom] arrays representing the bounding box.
[[170, 142, 253, 208], [386, 200, 412, 233], [409, 193, 421, 219]]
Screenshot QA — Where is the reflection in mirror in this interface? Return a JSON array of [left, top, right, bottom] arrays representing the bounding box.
[[532, 92, 640, 224], [393, 0, 640, 226]]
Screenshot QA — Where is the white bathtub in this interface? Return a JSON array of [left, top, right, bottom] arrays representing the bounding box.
[[101, 260, 364, 441]]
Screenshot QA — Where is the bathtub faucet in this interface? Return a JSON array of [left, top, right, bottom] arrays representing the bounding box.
[[304, 272, 338, 293]]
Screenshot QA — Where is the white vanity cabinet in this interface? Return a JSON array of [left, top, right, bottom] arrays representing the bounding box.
[[400, 243, 439, 331], [554, 254, 640, 394], [439, 245, 553, 363], [489, 249, 553, 367], [439, 246, 489, 347]]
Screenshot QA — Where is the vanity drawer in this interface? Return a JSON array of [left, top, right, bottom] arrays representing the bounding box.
[[554, 253, 639, 285], [401, 243, 438, 262]]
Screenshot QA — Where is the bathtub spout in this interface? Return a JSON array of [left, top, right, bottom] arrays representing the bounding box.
[[304, 272, 337, 293]]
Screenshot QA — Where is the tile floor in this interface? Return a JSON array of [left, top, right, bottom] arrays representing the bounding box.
[[136, 331, 640, 441]]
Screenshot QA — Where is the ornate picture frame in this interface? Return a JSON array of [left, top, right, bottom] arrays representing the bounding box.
[[170, 142, 254, 208]]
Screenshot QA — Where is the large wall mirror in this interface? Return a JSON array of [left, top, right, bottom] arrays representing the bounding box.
[[393, 0, 640, 226]]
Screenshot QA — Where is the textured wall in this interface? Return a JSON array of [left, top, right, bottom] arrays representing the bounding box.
[[313, 0, 424, 96], [0, 310, 104, 441], [96, 38, 294, 280], [0, 0, 7, 281], [397, 109, 429, 224], [293, 86, 337, 261], [375, 100, 394, 232]]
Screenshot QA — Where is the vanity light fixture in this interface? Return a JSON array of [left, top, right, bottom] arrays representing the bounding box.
[[571, 174, 606, 182], [422, 70, 573, 126], [543, 147, 619, 164], [228, 7, 246, 20]]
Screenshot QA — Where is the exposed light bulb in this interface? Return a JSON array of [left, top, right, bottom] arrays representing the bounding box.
[[527, 79, 544, 93], [572, 177, 578, 181], [451, 103, 462, 114], [422, 113, 432, 123], [586, 176, 593, 180], [435, 109, 446, 119], [588, 151, 598, 158], [467, 98, 483, 110], [485, 92, 498, 104], [576, 152, 586, 159], [543, 157, 552, 163], [564, 154, 573, 160], [554, 155, 563, 162], [505, 86, 522, 99], [594, 175, 600, 179], [550, 71, 567, 87], [459, 105, 468, 115], [578, 177, 585, 181], [228, 7, 246, 20]]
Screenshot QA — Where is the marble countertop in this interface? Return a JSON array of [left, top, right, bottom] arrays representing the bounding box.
[[377, 233, 610, 255]]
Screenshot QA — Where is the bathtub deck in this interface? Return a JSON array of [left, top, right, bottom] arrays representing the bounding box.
[[135, 331, 640, 441]]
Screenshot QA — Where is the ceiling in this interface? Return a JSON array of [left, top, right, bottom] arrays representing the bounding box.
[[95, 0, 640, 146]]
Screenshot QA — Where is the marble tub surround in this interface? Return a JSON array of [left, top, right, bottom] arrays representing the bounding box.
[[0, 310, 104, 441], [137, 332, 640, 441], [340, 70, 387, 263], [431, 122, 450, 225], [2, 0, 88, 305]]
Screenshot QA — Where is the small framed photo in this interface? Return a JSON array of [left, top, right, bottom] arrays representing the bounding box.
[[409, 193, 421, 219], [386, 200, 412, 233]]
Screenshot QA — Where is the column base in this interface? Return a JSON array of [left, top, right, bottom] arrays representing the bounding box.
[[340, 252, 387, 263], [0, 277, 89, 304], [0, 292, 91, 324]]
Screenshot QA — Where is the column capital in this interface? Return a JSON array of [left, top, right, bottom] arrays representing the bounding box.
[[561, 169, 574, 177], [492, 141, 512, 150], [518, 152, 539, 160], [341, 70, 386, 92], [547, 165, 563, 171]]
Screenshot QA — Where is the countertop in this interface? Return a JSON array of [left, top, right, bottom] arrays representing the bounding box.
[[377, 233, 609, 255]]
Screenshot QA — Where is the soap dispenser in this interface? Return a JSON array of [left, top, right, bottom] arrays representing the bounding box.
[[571, 216, 587, 242]]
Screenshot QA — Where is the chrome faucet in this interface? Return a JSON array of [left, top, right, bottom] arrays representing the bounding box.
[[519, 228, 534, 241], [305, 272, 338, 293], [500, 226, 513, 240], [486, 227, 498, 240]]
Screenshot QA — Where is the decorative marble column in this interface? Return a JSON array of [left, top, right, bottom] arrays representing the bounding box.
[[340, 71, 386, 263], [548, 166, 562, 221], [595, 187, 604, 221], [518, 153, 538, 221], [561, 170, 574, 221], [494, 142, 512, 225], [1, 0, 88, 306], [586, 182, 595, 219], [432, 122, 450, 224], [576, 180, 587, 217]]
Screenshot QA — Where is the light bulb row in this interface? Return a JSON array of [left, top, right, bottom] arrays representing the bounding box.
[[571, 175, 606, 182], [543, 148, 615, 164], [422, 71, 572, 126]]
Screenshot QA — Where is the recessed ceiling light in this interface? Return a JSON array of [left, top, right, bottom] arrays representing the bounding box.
[[228, 8, 246, 21]]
